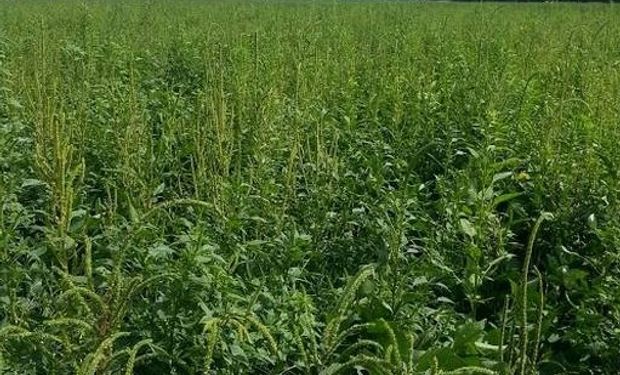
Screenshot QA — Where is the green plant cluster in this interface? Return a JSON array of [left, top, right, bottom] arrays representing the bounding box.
[[1, 1, 620, 374]]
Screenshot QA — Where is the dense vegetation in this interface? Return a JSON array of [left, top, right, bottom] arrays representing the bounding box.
[[1, 1, 620, 374]]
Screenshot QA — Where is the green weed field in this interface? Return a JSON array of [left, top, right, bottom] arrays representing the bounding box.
[[1, 1, 620, 374]]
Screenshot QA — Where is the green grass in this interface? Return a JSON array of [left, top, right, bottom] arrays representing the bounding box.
[[1, 1, 620, 374]]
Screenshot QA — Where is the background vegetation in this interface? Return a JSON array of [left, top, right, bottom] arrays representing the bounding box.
[[1, 1, 620, 374]]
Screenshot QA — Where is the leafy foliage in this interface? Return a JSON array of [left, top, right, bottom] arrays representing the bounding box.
[[1, 1, 620, 374]]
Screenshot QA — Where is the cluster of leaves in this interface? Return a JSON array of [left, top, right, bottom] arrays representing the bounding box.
[[2, 1, 620, 374]]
